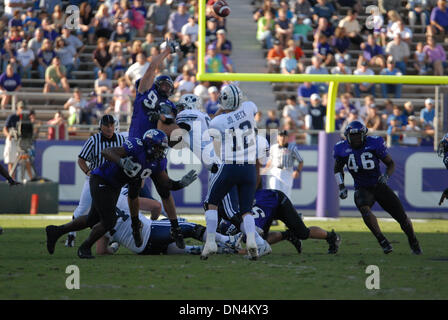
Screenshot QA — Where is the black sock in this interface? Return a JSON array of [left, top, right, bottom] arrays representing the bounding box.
[[376, 233, 387, 243], [400, 218, 417, 242], [170, 219, 179, 229]]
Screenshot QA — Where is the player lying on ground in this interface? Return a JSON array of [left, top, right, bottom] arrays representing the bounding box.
[[45, 129, 197, 259], [334, 121, 422, 255], [437, 133, 448, 206], [95, 187, 240, 256], [218, 187, 341, 255]]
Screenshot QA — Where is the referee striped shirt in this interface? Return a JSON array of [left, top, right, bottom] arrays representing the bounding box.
[[269, 142, 303, 170], [78, 132, 126, 170]]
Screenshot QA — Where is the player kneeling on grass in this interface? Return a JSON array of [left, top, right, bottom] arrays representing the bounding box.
[[333, 121, 422, 255], [45, 129, 197, 259], [96, 187, 240, 256], [218, 188, 341, 255]]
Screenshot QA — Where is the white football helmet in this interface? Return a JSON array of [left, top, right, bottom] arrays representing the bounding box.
[[178, 94, 201, 110], [219, 84, 243, 110]]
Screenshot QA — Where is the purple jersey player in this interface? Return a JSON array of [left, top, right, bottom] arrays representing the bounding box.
[[437, 133, 448, 205], [334, 121, 421, 255]]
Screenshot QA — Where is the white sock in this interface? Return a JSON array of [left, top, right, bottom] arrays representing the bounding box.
[[243, 214, 256, 235], [215, 232, 229, 243], [205, 209, 218, 238]]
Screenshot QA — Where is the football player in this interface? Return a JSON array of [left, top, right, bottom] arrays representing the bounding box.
[[218, 188, 341, 255], [201, 84, 261, 260], [333, 121, 422, 254], [45, 129, 197, 259], [0, 163, 20, 185], [96, 187, 240, 256], [437, 133, 448, 205], [128, 39, 186, 249]]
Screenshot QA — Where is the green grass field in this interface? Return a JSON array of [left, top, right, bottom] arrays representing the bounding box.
[[0, 215, 447, 300]]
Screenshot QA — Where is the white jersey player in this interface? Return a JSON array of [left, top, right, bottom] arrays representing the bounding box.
[[97, 187, 240, 255]]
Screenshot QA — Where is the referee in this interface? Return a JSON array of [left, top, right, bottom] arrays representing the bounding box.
[[265, 130, 304, 198], [65, 114, 125, 247]]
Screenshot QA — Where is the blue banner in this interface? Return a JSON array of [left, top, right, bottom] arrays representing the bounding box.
[[1, 140, 447, 213]]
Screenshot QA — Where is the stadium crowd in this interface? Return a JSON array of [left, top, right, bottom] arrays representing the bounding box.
[[0, 0, 446, 146]]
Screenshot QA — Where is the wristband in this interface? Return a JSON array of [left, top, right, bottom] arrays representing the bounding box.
[[335, 172, 344, 185]]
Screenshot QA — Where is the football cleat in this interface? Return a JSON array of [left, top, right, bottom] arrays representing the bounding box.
[[223, 233, 243, 252], [108, 241, 120, 254], [186, 245, 203, 255], [327, 229, 341, 254], [409, 237, 422, 255], [77, 246, 95, 259], [46, 225, 62, 255], [217, 242, 237, 254], [256, 240, 272, 258], [65, 234, 75, 248], [132, 220, 143, 248], [379, 238, 393, 254], [246, 233, 259, 261], [170, 226, 186, 249], [200, 240, 218, 260]]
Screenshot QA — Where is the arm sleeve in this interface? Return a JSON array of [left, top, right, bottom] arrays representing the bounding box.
[[123, 138, 139, 158], [78, 136, 94, 161], [374, 136, 389, 160], [293, 146, 304, 163]]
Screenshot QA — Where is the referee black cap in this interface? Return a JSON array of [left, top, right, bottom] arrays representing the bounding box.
[[100, 114, 116, 126]]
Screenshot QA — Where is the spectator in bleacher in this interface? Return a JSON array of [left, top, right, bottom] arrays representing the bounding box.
[[39, 0, 62, 15], [147, 0, 170, 35], [384, 10, 402, 41], [54, 37, 77, 79], [51, 4, 66, 32], [92, 37, 113, 80], [43, 56, 70, 93], [389, 20, 413, 44], [177, 73, 196, 95], [205, 43, 232, 73], [380, 57, 403, 99], [125, 52, 149, 87], [387, 116, 403, 146], [297, 81, 319, 107], [291, 0, 312, 18], [360, 34, 386, 69], [253, 0, 277, 22], [23, 7, 41, 39], [142, 33, 158, 58], [314, 17, 334, 40], [403, 101, 416, 117], [312, 0, 337, 24], [420, 122, 435, 146], [214, 29, 232, 57], [110, 76, 132, 123], [427, 0, 448, 36], [359, 94, 375, 120], [379, 0, 403, 15], [110, 43, 127, 80], [181, 16, 199, 43], [305, 56, 329, 93], [413, 42, 429, 75], [304, 93, 326, 144], [0, 64, 21, 110], [9, 27, 23, 51], [256, 10, 276, 49], [174, 65, 191, 90], [94, 4, 114, 39], [423, 36, 447, 75], [385, 34, 410, 74], [293, 14, 313, 44], [283, 95, 305, 127], [275, 8, 293, 47], [37, 38, 56, 79], [77, 2, 96, 45], [280, 48, 299, 74], [128, 40, 144, 65], [179, 34, 197, 59], [61, 26, 85, 66], [28, 28, 44, 58], [8, 10, 23, 31], [336, 92, 356, 114], [109, 22, 131, 52], [266, 109, 281, 144], [365, 104, 383, 131], [41, 18, 59, 41], [401, 115, 422, 146], [47, 111, 67, 140], [17, 40, 35, 79], [285, 39, 305, 72], [407, 0, 431, 27], [255, 111, 265, 129], [313, 33, 333, 67], [94, 69, 113, 105], [353, 59, 375, 98], [205, 17, 220, 44], [331, 27, 350, 63], [278, 1, 294, 19], [266, 39, 285, 73], [64, 87, 89, 125], [387, 105, 408, 127], [335, 107, 347, 130], [132, 0, 147, 18], [1, 39, 17, 74], [337, 9, 363, 47], [205, 86, 220, 116], [330, 57, 352, 92], [420, 98, 435, 125], [168, 2, 190, 39], [4, 0, 26, 20]]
